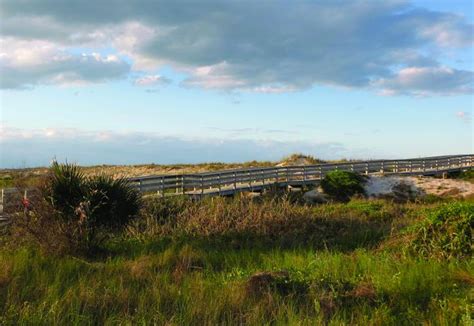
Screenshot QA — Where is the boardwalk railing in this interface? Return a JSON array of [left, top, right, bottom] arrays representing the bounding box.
[[127, 154, 474, 197], [2, 154, 471, 229]]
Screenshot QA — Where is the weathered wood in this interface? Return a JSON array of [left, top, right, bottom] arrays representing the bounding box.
[[119, 154, 474, 197]]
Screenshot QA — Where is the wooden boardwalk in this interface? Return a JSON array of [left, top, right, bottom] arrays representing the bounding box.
[[1, 154, 471, 230], [1, 154, 472, 208], [128, 154, 473, 198]]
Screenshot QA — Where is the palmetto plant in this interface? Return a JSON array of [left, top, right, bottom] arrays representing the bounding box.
[[29, 162, 141, 255]]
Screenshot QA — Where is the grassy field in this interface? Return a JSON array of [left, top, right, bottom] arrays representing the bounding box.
[[1, 193, 472, 325]]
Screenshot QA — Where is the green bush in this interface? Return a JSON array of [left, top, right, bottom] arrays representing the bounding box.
[[88, 175, 141, 229], [46, 162, 87, 217], [321, 170, 366, 201], [24, 163, 141, 255], [409, 202, 473, 259]]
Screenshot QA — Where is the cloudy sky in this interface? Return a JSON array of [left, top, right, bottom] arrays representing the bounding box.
[[0, 0, 473, 167]]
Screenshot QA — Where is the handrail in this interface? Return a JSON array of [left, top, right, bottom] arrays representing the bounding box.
[[127, 154, 473, 196]]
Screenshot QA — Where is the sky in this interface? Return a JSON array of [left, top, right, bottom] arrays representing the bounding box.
[[0, 0, 473, 168]]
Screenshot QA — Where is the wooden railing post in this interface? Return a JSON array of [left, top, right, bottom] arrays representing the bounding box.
[[233, 172, 237, 190], [161, 177, 165, 198], [0, 189, 3, 215], [200, 176, 204, 195], [248, 170, 252, 190]]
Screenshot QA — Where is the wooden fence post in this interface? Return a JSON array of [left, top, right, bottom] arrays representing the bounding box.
[[161, 176, 165, 198], [200, 176, 204, 195]]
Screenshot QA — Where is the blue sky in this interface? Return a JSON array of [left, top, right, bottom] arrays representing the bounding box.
[[0, 0, 473, 167]]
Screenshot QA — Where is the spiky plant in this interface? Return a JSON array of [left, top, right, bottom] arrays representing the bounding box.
[[87, 175, 141, 230], [46, 161, 87, 217]]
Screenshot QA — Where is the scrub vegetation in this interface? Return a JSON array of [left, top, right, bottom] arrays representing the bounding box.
[[0, 164, 472, 325]]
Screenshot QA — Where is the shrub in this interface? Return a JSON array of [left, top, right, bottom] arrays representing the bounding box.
[[409, 202, 473, 259], [87, 175, 141, 230], [45, 162, 86, 217], [15, 163, 141, 255], [321, 170, 366, 201]]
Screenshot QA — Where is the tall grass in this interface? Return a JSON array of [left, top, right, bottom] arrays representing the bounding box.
[[1, 195, 473, 325]]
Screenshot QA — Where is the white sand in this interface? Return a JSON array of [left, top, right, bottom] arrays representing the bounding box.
[[365, 176, 474, 198]]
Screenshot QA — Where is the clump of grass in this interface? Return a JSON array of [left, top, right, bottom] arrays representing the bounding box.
[[408, 202, 473, 259], [321, 170, 367, 201]]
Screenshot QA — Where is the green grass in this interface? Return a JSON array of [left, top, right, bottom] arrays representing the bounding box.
[[1, 197, 473, 325]]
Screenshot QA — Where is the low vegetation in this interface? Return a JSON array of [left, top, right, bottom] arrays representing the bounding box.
[[11, 162, 140, 255], [320, 170, 367, 201], [0, 163, 472, 325]]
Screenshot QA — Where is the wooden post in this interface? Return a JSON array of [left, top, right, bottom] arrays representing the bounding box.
[[200, 176, 204, 195], [248, 170, 251, 190], [380, 161, 384, 174], [233, 172, 237, 191], [218, 174, 221, 195], [160, 177, 164, 198], [0, 189, 4, 215], [365, 162, 369, 175]]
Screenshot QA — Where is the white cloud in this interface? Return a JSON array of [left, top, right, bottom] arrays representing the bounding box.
[[134, 74, 171, 87], [375, 66, 473, 96], [0, 1, 472, 95], [0, 125, 366, 168], [0, 38, 130, 89]]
